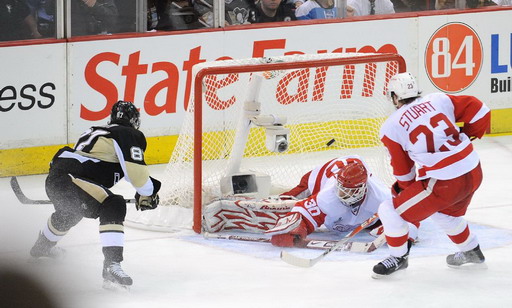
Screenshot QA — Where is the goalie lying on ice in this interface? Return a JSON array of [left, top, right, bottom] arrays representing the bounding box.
[[264, 155, 419, 247]]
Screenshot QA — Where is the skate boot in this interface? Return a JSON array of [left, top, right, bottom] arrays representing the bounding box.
[[103, 262, 133, 291], [446, 245, 487, 269], [372, 239, 412, 279], [29, 232, 65, 262]]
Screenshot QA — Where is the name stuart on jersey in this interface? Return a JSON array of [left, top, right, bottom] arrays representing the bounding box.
[[399, 101, 436, 131]]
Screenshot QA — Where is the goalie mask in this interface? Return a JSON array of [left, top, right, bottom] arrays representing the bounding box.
[[335, 161, 368, 207], [386, 72, 420, 102], [109, 100, 141, 129]]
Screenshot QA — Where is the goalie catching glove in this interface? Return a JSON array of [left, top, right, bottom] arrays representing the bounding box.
[[265, 212, 309, 247], [135, 177, 161, 211]]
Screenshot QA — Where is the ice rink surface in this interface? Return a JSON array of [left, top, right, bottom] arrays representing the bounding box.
[[1, 135, 512, 308]]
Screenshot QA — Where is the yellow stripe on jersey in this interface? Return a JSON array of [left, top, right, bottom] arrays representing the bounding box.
[[99, 224, 125, 233], [125, 161, 150, 188], [70, 175, 110, 203]]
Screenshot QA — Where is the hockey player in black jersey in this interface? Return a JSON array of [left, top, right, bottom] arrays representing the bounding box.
[[29, 101, 161, 290]]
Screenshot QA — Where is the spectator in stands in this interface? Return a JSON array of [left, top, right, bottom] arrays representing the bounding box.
[[149, 0, 202, 31], [399, 0, 434, 11], [26, 0, 55, 38], [254, 0, 296, 23], [194, 0, 256, 26], [435, 0, 451, 9], [436, 0, 498, 9], [0, 0, 42, 41], [295, 0, 338, 20], [147, 0, 160, 30], [346, 0, 395, 16], [70, 0, 118, 36], [287, 0, 304, 8]]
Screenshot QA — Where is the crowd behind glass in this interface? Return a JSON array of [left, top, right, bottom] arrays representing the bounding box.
[[0, 0, 508, 42]]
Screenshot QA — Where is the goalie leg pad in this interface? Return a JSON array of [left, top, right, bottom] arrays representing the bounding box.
[[203, 198, 295, 233]]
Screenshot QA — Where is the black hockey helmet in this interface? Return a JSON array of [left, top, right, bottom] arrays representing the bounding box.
[[109, 100, 140, 129]]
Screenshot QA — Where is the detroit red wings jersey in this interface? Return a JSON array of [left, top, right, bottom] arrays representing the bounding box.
[[290, 156, 391, 233], [380, 93, 490, 184]]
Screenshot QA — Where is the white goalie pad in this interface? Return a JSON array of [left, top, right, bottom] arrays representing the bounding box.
[[202, 197, 297, 233]]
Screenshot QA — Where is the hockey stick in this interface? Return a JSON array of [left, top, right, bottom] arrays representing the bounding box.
[[203, 231, 385, 253], [10, 176, 135, 204], [280, 213, 379, 267], [10, 176, 51, 204]]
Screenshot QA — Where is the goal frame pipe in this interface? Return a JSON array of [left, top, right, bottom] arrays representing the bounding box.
[[192, 53, 406, 233]]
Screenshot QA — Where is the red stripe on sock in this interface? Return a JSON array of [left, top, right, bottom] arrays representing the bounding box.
[[386, 234, 409, 247], [448, 225, 470, 244]]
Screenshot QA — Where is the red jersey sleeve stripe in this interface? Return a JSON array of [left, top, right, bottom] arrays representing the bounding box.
[[418, 143, 474, 177]]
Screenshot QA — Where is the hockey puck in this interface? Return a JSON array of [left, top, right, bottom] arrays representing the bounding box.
[[326, 139, 336, 146]]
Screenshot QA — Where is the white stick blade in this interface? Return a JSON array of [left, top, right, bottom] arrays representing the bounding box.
[[280, 251, 314, 268]]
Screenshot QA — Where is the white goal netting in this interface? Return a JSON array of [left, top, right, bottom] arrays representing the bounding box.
[[126, 52, 405, 233]]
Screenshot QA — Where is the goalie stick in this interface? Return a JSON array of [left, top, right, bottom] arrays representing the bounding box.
[[280, 213, 379, 267], [203, 231, 385, 253], [10, 176, 135, 205]]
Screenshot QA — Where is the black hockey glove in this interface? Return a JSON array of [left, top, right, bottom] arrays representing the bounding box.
[[135, 192, 159, 211], [135, 177, 161, 211], [391, 181, 403, 198]]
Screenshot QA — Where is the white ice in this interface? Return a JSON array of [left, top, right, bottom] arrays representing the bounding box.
[[1, 135, 512, 308]]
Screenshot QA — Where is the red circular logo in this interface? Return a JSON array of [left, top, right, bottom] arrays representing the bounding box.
[[425, 23, 483, 93]]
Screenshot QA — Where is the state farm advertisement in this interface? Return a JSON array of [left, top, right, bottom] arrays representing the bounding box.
[[66, 18, 412, 141]]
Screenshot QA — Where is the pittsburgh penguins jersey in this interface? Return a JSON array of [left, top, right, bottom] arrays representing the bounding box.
[[49, 124, 155, 196]]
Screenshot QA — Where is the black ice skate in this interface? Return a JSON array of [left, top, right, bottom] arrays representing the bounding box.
[[29, 232, 66, 263], [446, 245, 487, 269], [372, 254, 409, 279], [372, 240, 412, 279], [103, 262, 133, 291]]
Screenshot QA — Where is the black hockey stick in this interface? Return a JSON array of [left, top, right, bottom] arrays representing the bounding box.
[[10, 176, 135, 204]]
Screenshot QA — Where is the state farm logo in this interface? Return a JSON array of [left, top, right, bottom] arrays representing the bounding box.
[[425, 22, 483, 93]]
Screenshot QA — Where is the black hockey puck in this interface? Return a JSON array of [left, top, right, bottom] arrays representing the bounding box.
[[326, 139, 336, 146]]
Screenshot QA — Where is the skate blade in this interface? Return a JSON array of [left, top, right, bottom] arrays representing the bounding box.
[[447, 262, 488, 270], [371, 269, 407, 280], [103, 279, 131, 292]]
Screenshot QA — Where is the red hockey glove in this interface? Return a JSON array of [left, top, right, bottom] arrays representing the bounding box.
[[270, 227, 307, 247], [265, 212, 308, 247]]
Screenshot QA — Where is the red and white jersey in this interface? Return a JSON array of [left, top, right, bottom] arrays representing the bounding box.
[[290, 156, 391, 233], [380, 93, 490, 185]]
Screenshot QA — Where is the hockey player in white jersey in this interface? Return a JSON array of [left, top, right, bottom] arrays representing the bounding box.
[[372, 72, 490, 278], [265, 155, 418, 247]]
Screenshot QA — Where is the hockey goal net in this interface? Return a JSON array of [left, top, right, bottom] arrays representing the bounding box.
[[126, 52, 405, 233]]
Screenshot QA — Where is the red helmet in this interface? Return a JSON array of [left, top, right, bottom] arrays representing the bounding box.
[[336, 161, 368, 206]]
